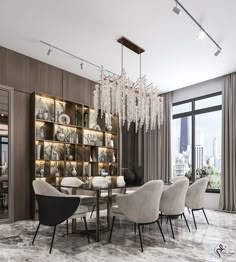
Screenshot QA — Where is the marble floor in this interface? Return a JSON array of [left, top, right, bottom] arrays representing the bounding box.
[[0, 209, 235, 262]]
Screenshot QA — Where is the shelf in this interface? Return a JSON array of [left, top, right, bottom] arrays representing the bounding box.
[[36, 139, 83, 146], [89, 161, 117, 164], [83, 127, 105, 133], [36, 119, 54, 124]]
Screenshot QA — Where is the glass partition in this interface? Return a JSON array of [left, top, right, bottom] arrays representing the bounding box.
[[0, 86, 13, 222]]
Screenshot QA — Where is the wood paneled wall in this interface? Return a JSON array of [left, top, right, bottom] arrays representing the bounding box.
[[0, 46, 95, 221]]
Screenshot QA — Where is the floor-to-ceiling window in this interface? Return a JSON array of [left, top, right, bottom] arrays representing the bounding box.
[[172, 92, 222, 191]]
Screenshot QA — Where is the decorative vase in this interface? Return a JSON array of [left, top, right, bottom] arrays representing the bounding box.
[[110, 139, 114, 148], [39, 168, 45, 177], [36, 144, 42, 159], [43, 111, 48, 120], [117, 176, 126, 187], [56, 131, 66, 141], [71, 167, 77, 176], [37, 112, 43, 119], [39, 126, 45, 139], [106, 125, 112, 131], [68, 155, 73, 161], [112, 152, 116, 163]]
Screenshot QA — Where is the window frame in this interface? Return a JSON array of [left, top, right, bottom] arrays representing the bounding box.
[[172, 92, 222, 193]]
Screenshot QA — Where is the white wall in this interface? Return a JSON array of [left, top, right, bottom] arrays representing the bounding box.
[[204, 192, 220, 210], [171, 76, 223, 103]]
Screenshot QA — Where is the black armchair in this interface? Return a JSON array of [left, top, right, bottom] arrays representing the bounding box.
[[32, 180, 89, 254]]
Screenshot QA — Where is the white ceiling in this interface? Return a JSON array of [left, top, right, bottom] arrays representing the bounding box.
[[0, 0, 236, 93]]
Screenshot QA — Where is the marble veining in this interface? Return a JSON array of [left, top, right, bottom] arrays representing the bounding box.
[[0, 210, 236, 262]]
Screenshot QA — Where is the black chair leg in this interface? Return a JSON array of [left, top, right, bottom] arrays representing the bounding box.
[[66, 220, 69, 235], [32, 223, 40, 245], [202, 208, 209, 224], [134, 223, 137, 235], [108, 216, 116, 243], [138, 224, 144, 252], [169, 217, 175, 239], [166, 216, 169, 224], [156, 220, 166, 243], [188, 208, 190, 214], [49, 225, 57, 254], [83, 217, 90, 243], [160, 212, 163, 225], [142, 224, 145, 232], [192, 210, 197, 230], [183, 213, 191, 232], [90, 205, 96, 219]]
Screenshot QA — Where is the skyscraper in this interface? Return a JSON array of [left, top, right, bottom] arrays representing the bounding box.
[[195, 145, 204, 169], [180, 117, 189, 153]]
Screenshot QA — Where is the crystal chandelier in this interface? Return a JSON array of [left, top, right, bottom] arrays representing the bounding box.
[[93, 37, 164, 132]]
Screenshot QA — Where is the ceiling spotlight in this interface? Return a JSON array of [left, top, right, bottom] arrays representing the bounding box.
[[80, 60, 84, 70], [47, 46, 53, 56], [198, 30, 206, 40], [214, 48, 221, 56], [173, 1, 181, 15]]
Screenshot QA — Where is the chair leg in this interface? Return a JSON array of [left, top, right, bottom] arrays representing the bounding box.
[[188, 208, 190, 214], [32, 223, 40, 245], [160, 212, 162, 225], [166, 216, 169, 224], [90, 205, 96, 219], [192, 210, 197, 230], [108, 216, 116, 243], [138, 224, 144, 252], [202, 208, 209, 224], [134, 223, 137, 235], [183, 213, 191, 232], [156, 220, 166, 243], [142, 224, 145, 232], [83, 217, 90, 243], [169, 217, 175, 239], [66, 220, 69, 235], [49, 226, 57, 254]]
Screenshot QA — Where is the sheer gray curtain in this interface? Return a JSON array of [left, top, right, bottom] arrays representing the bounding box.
[[144, 93, 171, 183], [220, 73, 236, 212]]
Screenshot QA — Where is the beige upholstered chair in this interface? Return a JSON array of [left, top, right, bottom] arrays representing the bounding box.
[[170, 175, 189, 184], [61, 177, 96, 204], [160, 179, 190, 239], [32, 180, 89, 253], [185, 177, 209, 229], [109, 180, 165, 252]]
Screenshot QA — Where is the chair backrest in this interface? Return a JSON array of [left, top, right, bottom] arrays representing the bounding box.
[[185, 177, 208, 209], [61, 177, 83, 187], [33, 180, 63, 197], [170, 176, 188, 184], [160, 179, 189, 215], [61, 177, 83, 195], [32, 180, 80, 226], [116, 180, 163, 224]]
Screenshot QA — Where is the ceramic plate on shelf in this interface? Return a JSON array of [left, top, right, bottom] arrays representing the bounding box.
[[58, 113, 70, 124]]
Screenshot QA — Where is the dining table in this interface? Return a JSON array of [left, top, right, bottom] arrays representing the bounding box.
[[57, 181, 140, 242]]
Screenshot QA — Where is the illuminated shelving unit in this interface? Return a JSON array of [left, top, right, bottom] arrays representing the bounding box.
[[30, 92, 119, 217]]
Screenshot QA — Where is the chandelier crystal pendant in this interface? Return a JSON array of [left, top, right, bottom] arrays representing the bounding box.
[[94, 37, 164, 132]]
